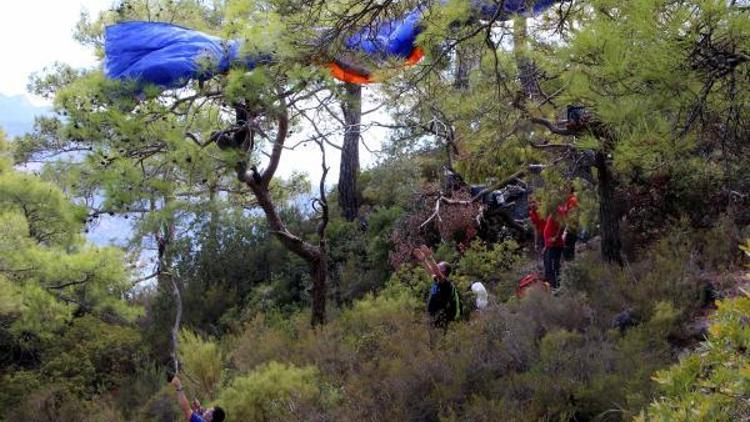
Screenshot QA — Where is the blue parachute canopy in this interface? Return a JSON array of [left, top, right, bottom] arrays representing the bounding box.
[[104, 22, 263, 89], [104, 0, 559, 89], [342, 0, 558, 59], [345, 9, 424, 59]]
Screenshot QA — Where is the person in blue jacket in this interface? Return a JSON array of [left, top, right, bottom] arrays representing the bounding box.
[[414, 247, 462, 328], [171, 375, 225, 422]]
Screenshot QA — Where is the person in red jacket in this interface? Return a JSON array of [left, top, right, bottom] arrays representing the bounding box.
[[529, 191, 578, 289]]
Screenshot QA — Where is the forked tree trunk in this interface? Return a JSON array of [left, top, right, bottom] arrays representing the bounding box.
[[246, 177, 328, 325], [339, 83, 361, 222], [236, 104, 329, 326]]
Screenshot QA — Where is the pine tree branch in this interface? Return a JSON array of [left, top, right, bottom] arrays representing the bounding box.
[[530, 117, 575, 136]]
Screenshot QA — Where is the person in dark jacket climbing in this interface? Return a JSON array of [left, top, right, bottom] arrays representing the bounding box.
[[413, 247, 462, 328], [426, 261, 462, 327]]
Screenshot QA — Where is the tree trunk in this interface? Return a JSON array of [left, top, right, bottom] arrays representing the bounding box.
[[513, 17, 543, 102], [151, 195, 181, 367], [454, 44, 475, 90], [207, 184, 219, 251], [339, 83, 361, 222], [310, 255, 328, 326], [244, 169, 328, 325], [236, 102, 329, 326], [595, 152, 623, 264]]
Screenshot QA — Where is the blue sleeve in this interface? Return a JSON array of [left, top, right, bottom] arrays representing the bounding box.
[[190, 412, 205, 422], [427, 282, 440, 314]]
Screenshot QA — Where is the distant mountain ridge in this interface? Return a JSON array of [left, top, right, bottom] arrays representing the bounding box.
[[0, 93, 49, 137]]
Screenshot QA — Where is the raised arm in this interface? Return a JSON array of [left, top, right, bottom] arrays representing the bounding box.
[[413, 245, 444, 280], [171, 376, 193, 420], [528, 201, 545, 234]]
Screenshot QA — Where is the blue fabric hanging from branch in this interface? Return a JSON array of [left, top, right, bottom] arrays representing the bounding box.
[[104, 22, 264, 89], [104, 0, 560, 88], [345, 9, 424, 59]]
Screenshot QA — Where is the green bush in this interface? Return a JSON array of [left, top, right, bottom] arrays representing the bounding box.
[[217, 361, 322, 421], [3, 384, 125, 422], [113, 362, 168, 419], [1, 315, 144, 409], [562, 228, 706, 330], [454, 239, 522, 299], [218, 231, 721, 421], [178, 329, 226, 400], [137, 384, 181, 422], [641, 296, 750, 421]]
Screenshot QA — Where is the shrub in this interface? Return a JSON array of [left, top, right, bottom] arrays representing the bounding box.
[[218, 228, 733, 421], [692, 214, 742, 271], [137, 384, 182, 422], [113, 362, 167, 419], [217, 361, 322, 421], [178, 330, 225, 400], [386, 263, 434, 301], [4, 385, 125, 422], [454, 239, 522, 300], [641, 296, 750, 421], [561, 229, 705, 331], [230, 313, 301, 373]]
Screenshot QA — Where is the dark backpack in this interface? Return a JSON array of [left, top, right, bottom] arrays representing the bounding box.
[[428, 281, 462, 321]]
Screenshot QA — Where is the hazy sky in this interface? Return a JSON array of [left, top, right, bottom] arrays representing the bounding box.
[[0, 0, 113, 102]]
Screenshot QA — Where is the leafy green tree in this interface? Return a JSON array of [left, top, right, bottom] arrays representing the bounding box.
[[0, 130, 142, 418], [174, 208, 313, 332], [373, 0, 750, 264], [0, 131, 134, 339], [21, 0, 336, 330], [525, 0, 750, 261]]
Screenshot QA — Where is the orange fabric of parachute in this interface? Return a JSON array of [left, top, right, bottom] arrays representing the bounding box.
[[405, 47, 425, 65], [326, 62, 373, 84], [326, 46, 425, 84]]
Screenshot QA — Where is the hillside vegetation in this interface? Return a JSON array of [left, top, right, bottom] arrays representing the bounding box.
[[3, 0, 750, 421]]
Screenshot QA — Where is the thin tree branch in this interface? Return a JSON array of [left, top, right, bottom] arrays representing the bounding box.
[[47, 272, 94, 290], [131, 271, 159, 286], [530, 117, 575, 136]]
